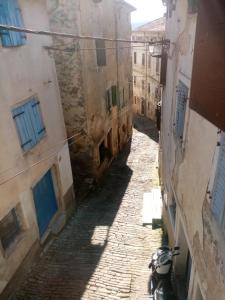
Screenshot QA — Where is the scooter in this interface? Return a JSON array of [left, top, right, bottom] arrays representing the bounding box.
[[149, 246, 180, 300]]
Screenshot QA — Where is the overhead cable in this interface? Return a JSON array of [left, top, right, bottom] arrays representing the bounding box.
[[0, 134, 83, 187], [0, 24, 169, 45], [0, 131, 82, 177], [0, 109, 131, 186], [44, 45, 145, 52]]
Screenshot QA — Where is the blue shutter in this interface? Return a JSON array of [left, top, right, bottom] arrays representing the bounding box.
[[13, 0, 26, 43], [12, 97, 45, 151], [176, 81, 188, 141], [0, 1, 12, 46], [29, 97, 46, 142], [12, 103, 36, 151], [0, 0, 26, 47], [212, 136, 225, 224]]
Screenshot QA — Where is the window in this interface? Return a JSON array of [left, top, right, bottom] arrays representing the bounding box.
[[148, 54, 151, 69], [133, 76, 137, 86], [95, 39, 106, 66], [188, 0, 198, 14], [148, 83, 151, 95], [155, 87, 161, 99], [134, 52, 137, 64], [121, 88, 125, 108], [0, 0, 26, 47], [142, 80, 145, 91], [156, 57, 160, 74], [137, 36, 143, 41], [175, 81, 188, 142], [169, 198, 176, 229], [160, 49, 168, 86], [106, 86, 117, 112], [106, 89, 112, 113], [12, 97, 46, 151], [211, 134, 225, 233], [134, 96, 137, 104], [142, 53, 145, 66], [0, 208, 22, 251], [111, 85, 117, 107], [99, 141, 110, 164]]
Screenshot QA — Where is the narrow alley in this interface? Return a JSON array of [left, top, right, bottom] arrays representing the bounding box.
[[8, 117, 162, 300]]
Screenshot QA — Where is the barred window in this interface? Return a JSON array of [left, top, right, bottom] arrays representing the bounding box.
[[0, 208, 22, 251]]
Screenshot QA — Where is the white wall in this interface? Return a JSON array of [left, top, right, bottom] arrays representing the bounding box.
[[0, 0, 74, 293], [161, 0, 225, 299]]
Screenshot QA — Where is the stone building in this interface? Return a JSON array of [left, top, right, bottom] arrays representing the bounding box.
[[0, 0, 74, 293], [160, 0, 225, 299], [132, 18, 165, 120], [48, 0, 135, 192]]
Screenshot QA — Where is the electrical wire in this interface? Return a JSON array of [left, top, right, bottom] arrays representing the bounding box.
[[0, 25, 162, 184], [0, 134, 83, 187], [0, 24, 170, 45], [44, 45, 145, 52], [0, 109, 131, 186], [0, 132, 82, 176]]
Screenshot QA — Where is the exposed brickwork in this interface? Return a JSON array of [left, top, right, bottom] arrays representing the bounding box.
[[10, 116, 162, 300]]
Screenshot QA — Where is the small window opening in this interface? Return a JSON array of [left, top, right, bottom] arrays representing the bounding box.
[[0, 208, 22, 252]]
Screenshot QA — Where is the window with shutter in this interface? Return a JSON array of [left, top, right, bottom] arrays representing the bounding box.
[[30, 98, 46, 142], [175, 81, 189, 142], [12, 104, 36, 151], [12, 97, 46, 151], [95, 39, 106, 66], [212, 134, 225, 232], [0, 0, 26, 47]]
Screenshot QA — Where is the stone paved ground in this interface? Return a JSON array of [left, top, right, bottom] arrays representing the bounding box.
[[10, 116, 163, 300]]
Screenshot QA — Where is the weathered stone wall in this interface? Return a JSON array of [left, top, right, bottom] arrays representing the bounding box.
[[47, 0, 95, 183], [132, 24, 165, 120], [48, 0, 134, 189]]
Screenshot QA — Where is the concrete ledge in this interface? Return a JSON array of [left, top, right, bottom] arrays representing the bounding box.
[[142, 188, 162, 225]]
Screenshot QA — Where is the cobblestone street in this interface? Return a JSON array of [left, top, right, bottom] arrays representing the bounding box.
[[10, 116, 163, 300]]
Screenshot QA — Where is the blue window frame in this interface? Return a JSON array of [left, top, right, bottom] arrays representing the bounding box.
[[12, 97, 46, 151], [175, 81, 189, 142], [0, 0, 26, 47], [212, 134, 225, 233]]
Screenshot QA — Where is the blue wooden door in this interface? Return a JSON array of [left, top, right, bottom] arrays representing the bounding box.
[[33, 171, 58, 237]]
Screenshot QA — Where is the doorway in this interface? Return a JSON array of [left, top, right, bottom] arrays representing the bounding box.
[[33, 170, 58, 237]]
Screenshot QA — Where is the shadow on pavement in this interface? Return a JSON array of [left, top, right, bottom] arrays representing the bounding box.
[[9, 141, 132, 300], [133, 115, 159, 143]]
